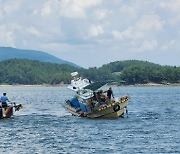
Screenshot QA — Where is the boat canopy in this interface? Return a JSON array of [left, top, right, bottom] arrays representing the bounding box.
[[84, 81, 108, 91], [67, 71, 120, 92]]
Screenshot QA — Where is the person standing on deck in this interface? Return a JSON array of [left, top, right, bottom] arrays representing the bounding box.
[[106, 87, 114, 100], [0, 93, 9, 108]]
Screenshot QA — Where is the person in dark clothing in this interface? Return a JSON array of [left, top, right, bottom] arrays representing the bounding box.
[[106, 87, 114, 100], [0, 93, 9, 108]]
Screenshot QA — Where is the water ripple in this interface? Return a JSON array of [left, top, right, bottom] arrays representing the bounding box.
[[0, 86, 180, 154]]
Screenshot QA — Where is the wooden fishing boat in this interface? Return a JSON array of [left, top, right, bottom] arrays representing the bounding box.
[[64, 72, 129, 118]]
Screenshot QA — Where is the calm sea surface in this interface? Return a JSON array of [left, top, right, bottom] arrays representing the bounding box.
[[0, 86, 180, 154]]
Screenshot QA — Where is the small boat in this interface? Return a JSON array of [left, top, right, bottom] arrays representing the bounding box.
[[64, 72, 129, 118], [0, 103, 23, 120]]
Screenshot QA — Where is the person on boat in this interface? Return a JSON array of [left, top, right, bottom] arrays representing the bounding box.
[[96, 90, 105, 102], [105, 87, 114, 100], [0, 93, 9, 108], [96, 90, 102, 101], [93, 92, 98, 101], [100, 93, 106, 102]]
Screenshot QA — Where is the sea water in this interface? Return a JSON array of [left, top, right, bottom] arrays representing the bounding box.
[[0, 86, 180, 154]]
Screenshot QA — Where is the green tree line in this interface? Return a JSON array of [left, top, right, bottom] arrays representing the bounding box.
[[0, 59, 179, 85], [81, 60, 180, 84], [0, 59, 77, 84]]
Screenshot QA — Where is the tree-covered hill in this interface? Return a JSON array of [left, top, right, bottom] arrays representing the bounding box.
[[0, 47, 79, 67], [81, 60, 180, 84], [0, 59, 179, 85], [99, 60, 161, 72], [0, 59, 78, 84]]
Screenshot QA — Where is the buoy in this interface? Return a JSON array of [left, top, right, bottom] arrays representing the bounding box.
[[113, 104, 120, 112]]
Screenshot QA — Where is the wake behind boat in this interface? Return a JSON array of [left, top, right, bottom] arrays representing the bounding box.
[[64, 72, 130, 118], [0, 103, 23, 120]]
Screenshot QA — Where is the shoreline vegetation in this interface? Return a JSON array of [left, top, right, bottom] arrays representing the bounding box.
[[0, 59, 180, 86]]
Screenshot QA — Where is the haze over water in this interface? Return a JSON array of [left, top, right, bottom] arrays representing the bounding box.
[[0, 86, 180, 153]]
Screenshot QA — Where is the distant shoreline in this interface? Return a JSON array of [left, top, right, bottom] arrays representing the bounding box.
[[122, 83, 180, 87], [0, 84, 68, 87], [0, 83, 180, 87]]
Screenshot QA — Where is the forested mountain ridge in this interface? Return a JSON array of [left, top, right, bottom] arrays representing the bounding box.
[[0, 59, 179, 85], [0, 59, 78, 84], [82, 60, 180, 84], [0, 47, 79, 67]]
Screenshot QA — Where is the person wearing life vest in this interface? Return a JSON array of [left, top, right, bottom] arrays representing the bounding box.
[[0, 93, 9, 108]]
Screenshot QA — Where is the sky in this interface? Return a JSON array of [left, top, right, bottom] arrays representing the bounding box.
[[0, 0, 180, 68]]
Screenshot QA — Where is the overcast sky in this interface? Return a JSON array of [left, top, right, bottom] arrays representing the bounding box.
[[0, 0, 180, 68]]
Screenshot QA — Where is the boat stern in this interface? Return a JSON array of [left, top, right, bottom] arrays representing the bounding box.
[[87, 96, 129, 118]]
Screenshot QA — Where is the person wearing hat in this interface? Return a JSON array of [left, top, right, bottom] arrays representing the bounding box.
[[0, 93, 9, 108]]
